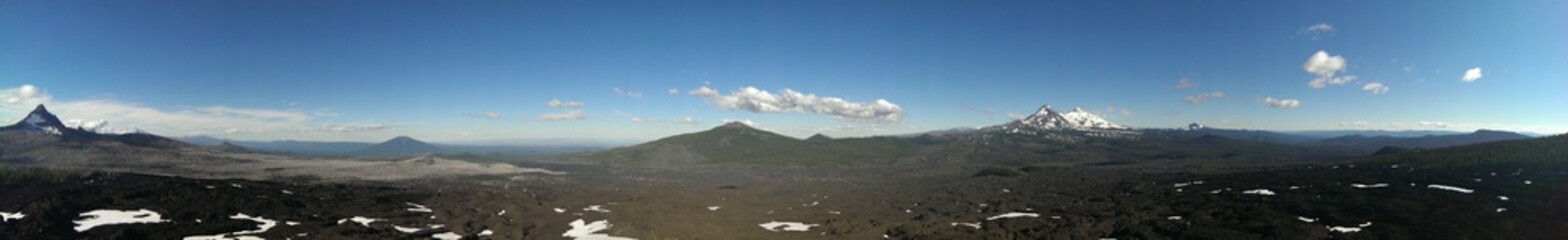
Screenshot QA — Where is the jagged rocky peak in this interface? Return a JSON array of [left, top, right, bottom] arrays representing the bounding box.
[[10, 104, 70, 135], [1015, 104, 1123, 130]]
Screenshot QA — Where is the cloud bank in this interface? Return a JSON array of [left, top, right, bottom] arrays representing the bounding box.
[[688, 86, 904, 122], [1, 84, 397, 138]]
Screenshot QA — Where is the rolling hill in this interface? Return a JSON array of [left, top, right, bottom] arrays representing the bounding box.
[[578, 122, 920, 166]]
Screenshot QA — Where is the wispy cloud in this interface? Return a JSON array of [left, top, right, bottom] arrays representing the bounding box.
[[1260, 97, 1301, 109], [1176, 78, 1198, 89], [466, 111, 502, 120], [1183, 92, 1225, 104], [1304, 50, 1356, 88], [1462, 67, 1483, 82], [1298, 23, 1336, 40], [613, 87, 643, 99], [538, 110, 586, 121], [1361, 82, 1389, 94], [688, 86, 904, 123], [547, 99, 585, 108]]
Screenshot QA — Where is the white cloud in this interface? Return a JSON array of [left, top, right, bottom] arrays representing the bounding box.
[[1462, 67, 1483, 82], [1305, 23, 1335, 32], [1176, 78, 1198, 89], [2, 84, 51, 106], [722, 118, 758, 126], [1299, 23, 1336, 40], [1361, 82, 1389, 94], [547, 99, 585, 108], [613, 87, 643, 99], [1418, 121, 1449, 128], [1261, 97, 1301, 109], [466, 111, 502, 120], [667, 88, 679, 95], [1303, 51, 1356, 88], [687, 86, 904, 122], [1183, 92, 1225, 104], [537, 110, 586, 121]]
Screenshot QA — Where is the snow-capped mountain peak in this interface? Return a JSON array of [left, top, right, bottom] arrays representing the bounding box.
[[1014, 104, 1122, 130], [12, 104, 68, 134]]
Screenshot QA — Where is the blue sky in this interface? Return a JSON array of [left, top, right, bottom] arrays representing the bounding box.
[[2, 0, 1565, 142]]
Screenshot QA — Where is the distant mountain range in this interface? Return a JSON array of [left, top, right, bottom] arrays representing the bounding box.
[[578, 103, 1544, 166], [4, 103, 1543, 165]]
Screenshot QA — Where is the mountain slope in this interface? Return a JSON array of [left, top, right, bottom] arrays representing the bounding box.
[[580, 122, 919, 166], [354, 136, 441, 157], [1013, 105, 1122, 129]]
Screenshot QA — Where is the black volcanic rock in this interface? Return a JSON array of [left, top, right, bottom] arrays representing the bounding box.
[[806, 133, 833, 141], [354, 136, 441, 157]]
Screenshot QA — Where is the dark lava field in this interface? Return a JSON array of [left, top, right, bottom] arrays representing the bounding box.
[[3, 161, 1565, 240]]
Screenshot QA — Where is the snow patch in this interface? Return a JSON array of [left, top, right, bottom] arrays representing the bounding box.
[[565, 219, 637, 239], [1325, 222, 1373, 233], [74, 209, 169, 232], [554, 208, 567, 213], [343, 216, 382, 227], [478, 229, 494, 236], [951, 222, 981, 229], [1, 211, 24, 222], [182, 213, 276, 240], [1173, 181, 1204, 188], [432, 232, 463, 240], [1350, 183, 1389, 189], [1297, 216, 1318, 223], [986, 212, 1040, 220], [759, 221, 819, 232], [1427, 184, 1474, 194], [405, 202, 433, 213], [706, 206, 721, 211], [1242, 189, 1276, 196], [583, 205, 611, 213]]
